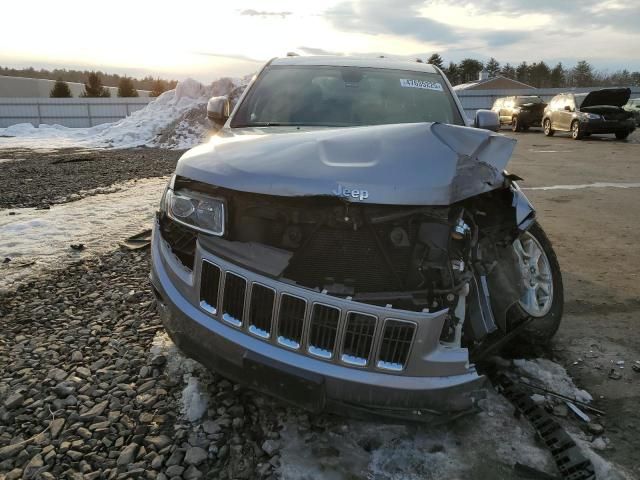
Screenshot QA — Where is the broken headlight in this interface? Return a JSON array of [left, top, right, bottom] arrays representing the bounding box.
[[165, 188, 225, 236]]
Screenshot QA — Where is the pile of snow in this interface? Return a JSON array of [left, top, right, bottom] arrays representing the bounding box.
[[0, 77, 248, 151], [514, 358, 593, 403]]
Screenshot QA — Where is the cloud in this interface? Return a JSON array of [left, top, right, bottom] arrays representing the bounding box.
[[296, 46, 344, 56], [193, 51, 265, 63], [239, 9, 292, 18], [324, 0, 458, 44]]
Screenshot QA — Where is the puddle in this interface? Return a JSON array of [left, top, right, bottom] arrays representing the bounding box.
[[0, 177, 168, 290], [523, 182, 640, 191]]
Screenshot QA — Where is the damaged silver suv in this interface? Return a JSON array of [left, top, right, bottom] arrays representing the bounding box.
[[150, 57, 563, 420]]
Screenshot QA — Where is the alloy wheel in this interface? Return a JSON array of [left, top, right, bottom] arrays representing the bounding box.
[[513, 232, 554, 317]]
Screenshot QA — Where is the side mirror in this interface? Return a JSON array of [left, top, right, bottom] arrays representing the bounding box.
[[207, 96, 230, 125], [564, 105, 572, 112], [474, 109, 500, 132]]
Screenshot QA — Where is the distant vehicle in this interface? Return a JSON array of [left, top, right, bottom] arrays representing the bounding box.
[[491, 95, 546, 132], [542, 88, 636, 140], [624, 98, 640, 126]]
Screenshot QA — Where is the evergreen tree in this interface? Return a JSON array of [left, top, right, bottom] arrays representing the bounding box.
[[572, 60, 594, 87], [550, 63, 565, 87], [529, 61, 551, 87], [81, 72, 110, 97], [458, 58, 484, 83], [427, 53, 444, 70], [117, 77, 139, 97], [445, 62, 460, 85], [516, 62, 529, 84], [501, 63, 516, 79], [150, 79, 168, 97], [50, 78, 72, 98], [485, 57, 501, 78]]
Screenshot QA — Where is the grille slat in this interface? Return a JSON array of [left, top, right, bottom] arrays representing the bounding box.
[[277, 294, 306, 349], [249, 284, 275, 338], [222, 272, 246, 327], [200, 261, 221, 313], [308, 304, 340, 359], [341, 313, 376, 366], [377, 320, 415, 371]]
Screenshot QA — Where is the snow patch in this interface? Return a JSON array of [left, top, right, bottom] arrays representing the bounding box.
[[181, 376, 209, 422], [513, 358, 593, 403], [150, 332, 209, 423], [0, 177, 168, 289]]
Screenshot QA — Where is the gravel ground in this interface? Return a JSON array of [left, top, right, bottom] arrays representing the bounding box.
[[0, 149, 182, 209], [0, 249, 291, 480]]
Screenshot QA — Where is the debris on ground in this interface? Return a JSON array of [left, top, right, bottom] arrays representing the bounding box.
[[69, 243, 85, 251]]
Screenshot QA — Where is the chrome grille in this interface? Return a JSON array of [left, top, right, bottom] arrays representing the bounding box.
[[341, 313, 376, 366], [277, 294, 306, 349], [222, 272, 246, 327], [249, 284, 275, 338], [198, 259, 426, 373], [377, 320, 416, 371], [308, 304, 340, 359]]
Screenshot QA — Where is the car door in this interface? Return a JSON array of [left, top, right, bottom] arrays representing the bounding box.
[[501, 97, 513, 124], [491, 98, 503, 123], [560, 95, 576, 131], [548, 95, 561, 130], [553, 95, 571, 132]]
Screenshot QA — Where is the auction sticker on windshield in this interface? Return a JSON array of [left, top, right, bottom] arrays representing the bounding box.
[[400, 79, 444, 91]]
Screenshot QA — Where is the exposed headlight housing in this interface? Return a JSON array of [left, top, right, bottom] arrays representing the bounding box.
[[165, 188, 225, 236]]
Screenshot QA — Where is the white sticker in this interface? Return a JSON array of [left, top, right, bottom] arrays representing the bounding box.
[[400, 79, 443, 91]]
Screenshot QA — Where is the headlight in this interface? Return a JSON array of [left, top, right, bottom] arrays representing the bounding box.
[[584, 113, 601, 120], [166, 189, 225, 236]]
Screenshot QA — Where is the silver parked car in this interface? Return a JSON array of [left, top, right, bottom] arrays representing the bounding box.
[[624, 98, 640, 126], [151, 56, 563, 420]]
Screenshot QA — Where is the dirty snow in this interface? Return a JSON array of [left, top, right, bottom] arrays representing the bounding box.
[[0, 77, 247, 151], [151, 332, 210, 423], [513, 358, 593, 403], [0, 176, 168, 290]]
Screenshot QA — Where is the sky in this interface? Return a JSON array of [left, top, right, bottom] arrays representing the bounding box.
[[1, 0, 639, 83]]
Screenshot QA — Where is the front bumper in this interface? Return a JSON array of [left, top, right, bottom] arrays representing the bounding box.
[[517, 111, 543, 127], [582, 118, 636, 134], [150, 219, 485, 418]]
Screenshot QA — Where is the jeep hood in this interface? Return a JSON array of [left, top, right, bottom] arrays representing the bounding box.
[[580, 88, 631, 109], [176, 122, 516, 206]]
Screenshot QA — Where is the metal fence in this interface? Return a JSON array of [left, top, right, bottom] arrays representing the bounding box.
[[456, 86, 640, 119], [0, 97, 154, 128]]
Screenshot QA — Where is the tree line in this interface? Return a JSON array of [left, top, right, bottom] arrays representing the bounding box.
[[48, 72, 173, 98], [1, 66, 177, 92], [423, 54, 640, 88]]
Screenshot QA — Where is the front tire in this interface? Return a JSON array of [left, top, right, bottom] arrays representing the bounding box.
[[543, 119, 554, 136], [615, 131, 630, 140], [512, 116, 522, 132], [571, 120, 584, 140], [511, 223, 564, 344]]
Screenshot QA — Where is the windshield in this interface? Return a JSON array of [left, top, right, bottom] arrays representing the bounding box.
[[515, 96, 542, 105], [231, 65, 464, 128]]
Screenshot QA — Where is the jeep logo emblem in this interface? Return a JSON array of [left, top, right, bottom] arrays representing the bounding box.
[[333, 184, 369, 201]]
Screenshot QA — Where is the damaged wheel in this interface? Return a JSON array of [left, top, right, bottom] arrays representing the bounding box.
[[512, 223, 563, 344]]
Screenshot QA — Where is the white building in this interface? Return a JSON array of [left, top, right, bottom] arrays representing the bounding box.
[[0, 75, 151, 98]]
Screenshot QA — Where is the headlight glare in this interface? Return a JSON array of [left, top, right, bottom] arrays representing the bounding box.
[[167, 189, 225, 236]]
